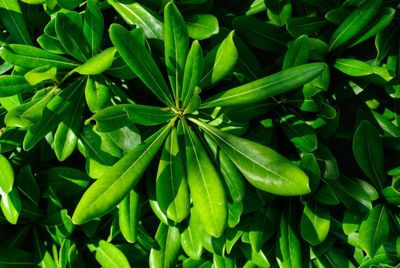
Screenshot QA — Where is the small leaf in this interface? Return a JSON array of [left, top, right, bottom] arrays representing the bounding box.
[[184, 122, 228, 237], [149, 223, 181, 268], [107, 0, 163, 40], [181, 216, 203, 259], [0, 154, 14, 195], [72, 123, 171, 224], [191, 118, 310, 196], [84, 0, 104, 56], [181, 41, 203, 107], [25, 66, 58, 85], [119, 189, 141, 243], [359, 204, 390, 258], [186, 14, 219, 40], [73, 47, 117, 75], [84, 76, 111, 112], [300, 201, 330, 246], [329, 0, 382, 50], [95, 240, 130, 268], [199, 31, 238, 89], [283, 35, 310, 69], [353, 120, 385, 189], [1, 187, 21, 224], [202, 63, 326, 108], [110, 24, 174, 106]]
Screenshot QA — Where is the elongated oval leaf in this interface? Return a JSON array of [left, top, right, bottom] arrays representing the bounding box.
[[201, 63, 326, 108], [95, 240, 130, 268], [287, 17, 329, 37], [329, 0, 382, 50], [191, 118, 310, 196], [72, 123, 171, 224], [84, 0, 104, 56], [1, 187, 21, 224], [353, 120, 385, 189], [0, 44, 79, 69], [119, 189, 141, 243], [85, 76, 111, 113], [181, 218, 203, 259], [0, 154, 14, 195], [156, 126, 190, 223], [110, 24, 174, 106], [199, 31, 238, 89], [0, 75, 37, 97], [184, 122, 228, 237], [181, 41, 203, 107], [149, 223, 181, 268], [359, 204, 389, 258], [0, 0, 32, 45], [164, 2, 188, 103], [300, 201, 330, 246], [73, 48, 117, 75], [107, 0, 163, 40]]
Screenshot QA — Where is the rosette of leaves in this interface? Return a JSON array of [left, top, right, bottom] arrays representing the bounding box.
[[0, 0, 139, 165], [71, 2, 326, 264]]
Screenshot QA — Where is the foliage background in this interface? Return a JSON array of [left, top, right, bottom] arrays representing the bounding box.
[[0, 0, 400, 267]]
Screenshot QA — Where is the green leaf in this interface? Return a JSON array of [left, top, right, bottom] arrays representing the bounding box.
[[84, 76, 111, 113], [181, 216, 203, 259], [202, 63, 326, 108], [53, 89, 84, 161], [300, 201, 330, 246], [119, 189, 141, 243], [349, 7, 395, 48], [37, 33, 68, 55], [57, 0, 82, 10], [283, 35, 310, 69], [329, 0, 382, 51], [181, 41, 203, 107], [279, 112, 318, 152], [0, 75, 36, 97], [315, 248, 356, 268], [233, 16, 290, 53], [277, 202, 303, 268], [353, 120, 385, 189], [0, 248, 34, 266], [23, 78, 85, 151], [191, 118, 310, 196], [199, 31, 238, 89], [73, 47, 117, 75], [24, 66, 58, 85], [1, 187, 21, 224], [0, 154, 14, 196], [0, 0, 32, 45], [107, 0, 163, 40], [249, 203, 279, 252], [0, 44, 79, 69], [334, 59, 392, 83], [156, 126, 190, 223], [110, 24, 174, 106], [72, 123, 171, 224], [186, 14, 219, 40], [94, 240, 130, 268], [359, 204, 390, 258], [149, 223, 181, 268], [286, 17, 329, 37], [16, 165, 40, 206], [55, 12, 91, 62], [107, 125, 141, 152], [84, 0, 104, 56], [184, 122, 228, 237], [164, 2, 188, 103]]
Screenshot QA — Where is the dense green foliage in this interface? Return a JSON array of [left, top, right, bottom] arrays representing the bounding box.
[[0, 0, 399, 267]]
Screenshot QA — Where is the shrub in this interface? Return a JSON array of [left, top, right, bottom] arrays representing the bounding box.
[[0, 0, 399, 267]]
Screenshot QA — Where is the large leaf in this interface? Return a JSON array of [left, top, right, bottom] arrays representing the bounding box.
[[83, 0, 104, 56], [110, 24, 174, 106], [72, 123, 171, 224], [184, 122, 228, 237], [156, 126, 190, 223], [0, 0, 32, 45], [0, 44, 79, 69], [329, 0, 382, 50], [191, 118, 311, 196], [359, 204, 389, 258], [107, 0, 163, 40], [149, 223, 181, 268], [353, 120, 385, 189], [164, 2, 188, 103], [0, 75, 37, 97], [201, 63, 326, 108]]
